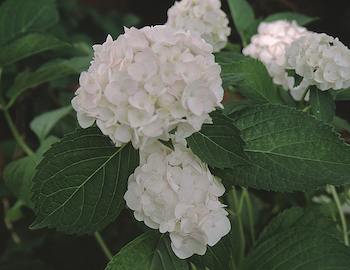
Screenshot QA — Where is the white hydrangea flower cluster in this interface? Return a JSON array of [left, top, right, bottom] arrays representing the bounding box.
[[242, 20, 310, 99], [124, 138, 230, 259], [285, 32, 350, 91], [71, 25, 224, 149], [165, 0, 231, 52]]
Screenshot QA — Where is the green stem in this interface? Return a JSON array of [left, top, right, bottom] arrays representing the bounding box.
[[232, 187, 245, 265], [242, 188, 256, 246], [94, 232, 113, 261], [4, 96, 17, 111], [302, 105, 311, 112], [329, 185, 349, 246], [1, 105, 34, 156], [0, 68, 34, 156]]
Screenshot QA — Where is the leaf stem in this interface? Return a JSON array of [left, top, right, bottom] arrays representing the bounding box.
[[1, 103, 34, 156], [302, 105, 311, 112], [242, 188, 256, 246], [0, 68, 34, 156], [329, 185, 349, 246], [232, 187, 245, 266], [94, 232, 113, 261]]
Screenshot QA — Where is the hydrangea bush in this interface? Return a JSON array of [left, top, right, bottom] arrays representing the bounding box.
[[2, 0, 350, 269]]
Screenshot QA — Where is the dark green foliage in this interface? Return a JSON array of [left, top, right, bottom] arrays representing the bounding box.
[[30, 127, 139, 235]]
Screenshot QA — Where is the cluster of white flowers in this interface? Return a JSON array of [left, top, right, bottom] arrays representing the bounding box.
[[71, 25, 224, 149], [165, 0, 231, 52], [124, 138, 230, 259], [242, 20, 310, 99], [285, 32, 350, 91]]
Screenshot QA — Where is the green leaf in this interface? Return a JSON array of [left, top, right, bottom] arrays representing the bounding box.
[[256, 207, 337, 246], [309, 87, 336, 123], [6, 56, 90, 104], [215, 51, 247, 64], [213, 104, 350, 192], [227, 0, 259, 46], [0, 0, 59, 46], [186, 110, 251, 169], [122, 13, 141, 28], [222, 58, 283, 105], [0, 182, 13, 198], [264, 12, 318, 26], [189, 232, 234, 270], [3, 136, 58, 208], [216, 52, 248, 90], [223, 100, 259, 116], [333, 87, 350, 101], [40, 55, 92, 73], [30, 127, 139, 235], [30, 105, 73, 141], [223, 41, 241, 53], [220, 65, 248, 90], [5, 200, 25, 222], [276, 86, 298, 108], [0, 33, 70, 67], [105, 231, 188, 270], [159, 139, 175, 151], [4, 155, 37, 209], [285, 69, 302, 88], [332, 116, 350, 133], [238, 227, 350, 270]]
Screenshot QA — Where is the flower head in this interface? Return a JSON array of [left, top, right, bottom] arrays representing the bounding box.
[[72, 25, 224, 149], [285, 32, 350, 90], [123, 137, 230, 258], [165, 0, 231, 52], [242, 20, 310, 98]]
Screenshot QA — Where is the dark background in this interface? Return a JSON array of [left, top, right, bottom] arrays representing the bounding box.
[[80, 0, 350, 46], [1, 0, 350, 269]]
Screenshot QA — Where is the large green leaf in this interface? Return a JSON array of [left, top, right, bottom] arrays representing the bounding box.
[[189, 232, 234, 270], [238, 227, 350, 270], [186, 110, 251, 169], [222, 58, 283, 105], [264, 12, 318, 26], [213, 104, 350, 192], [3, 136, 59, 209], [105, 231, 188, 270], [6, 56, 90, 107], [0, 33, 70, 67], [309, 87, 336, 123], [30, 105, 73, 142], [227, 0, 259, 46], [0, 0, 58, 46], [256, 207, 337, 246], [30, 127, 139, 235]]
